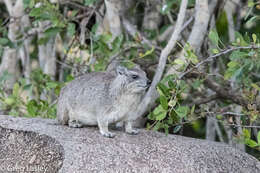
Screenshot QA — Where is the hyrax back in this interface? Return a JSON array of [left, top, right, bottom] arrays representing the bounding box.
[[57, 66, 150, 138]]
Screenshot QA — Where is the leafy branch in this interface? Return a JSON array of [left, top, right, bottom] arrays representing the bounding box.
[[179, 45, 260, 79]]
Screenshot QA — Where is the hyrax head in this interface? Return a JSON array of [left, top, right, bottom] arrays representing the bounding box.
[[116, 65, 151, 93]]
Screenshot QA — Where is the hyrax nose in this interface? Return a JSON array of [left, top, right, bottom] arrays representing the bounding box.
[[147, 79, 152, 86]]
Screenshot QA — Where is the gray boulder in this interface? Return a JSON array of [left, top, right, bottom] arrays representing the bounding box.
[[0, 115, 259, 173]]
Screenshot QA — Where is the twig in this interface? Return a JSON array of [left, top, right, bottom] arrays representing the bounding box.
[[60, 0, 88, 10], [56, 59, 74, 69], [122, 17, 162, 51], [190, 94, 218, 106], [172, 114, 206, 127], [206, 111, 246, 117], [180, 16, 194, 33], [1, 17, 10, 26], [222, 123, 260, 129], [179, 45, 260, 79]]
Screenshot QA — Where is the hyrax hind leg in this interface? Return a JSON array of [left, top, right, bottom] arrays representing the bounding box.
[[68, 119, 83, 128], [68, 111, 83, 128]]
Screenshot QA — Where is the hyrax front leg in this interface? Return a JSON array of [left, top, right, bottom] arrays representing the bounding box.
[[97, 119, 115, 138], [125, 121, 139, 135]]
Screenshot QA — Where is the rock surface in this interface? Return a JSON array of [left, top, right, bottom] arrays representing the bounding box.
[[0, 115, 259, 173]]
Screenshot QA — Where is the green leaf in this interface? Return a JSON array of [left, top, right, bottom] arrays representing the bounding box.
[[84, 0, 96, 6], [229, 51, 248, 60], [163, 124, 169, 136], [4, 97, 15, 105], [70, 10, 78, 18], [66, 75, 74, 82], [232, 66, 243, 80], [227, 61, 239, 68], [257, 131, 260, 144], [46, 82, 58, 89], [243, 128, 251, 139], [154, 105, 167, 121], [154, 105, 164, 115], [211, 48, 219, 54], [216, 114, 223, 120], [160, 95, 168, 110], [29, 8, 42, 17], [27, 100, 38, 117], [168, 99, 177, 107], [44, 27, 62, 37], [29, 0, 35, 8], [0, 70, 12, 83], [235, 32, 248, 46], [153, 121, 162, 131], [252, 34, 257, 43], [248, 1, 255, 7], [12, 83, 20, 97], [246, 16, 258, 25], [23, 0, 30, 8], [111, 35, 124, 53], [175, 106, 189, 118], [157, 83, 169, 96], [23, 84, 32, 91], [100, 33, 112, 43], [0, 38, 9, 45], [174, 59, 185, 65], [9, 109, 19, 116], [209, 30, 219, 47], [148, 112, 155, 120], [67, 23, 75, 37], [245, 139, 258, 148], [139, 47, 155, 58], [91, 23, 99, 34], [173, 125, 182, 133], [168, 80, 175, 89], [38, 37, 50, 45], [192, 79, 202, 89], [251, 83, 260, 92]]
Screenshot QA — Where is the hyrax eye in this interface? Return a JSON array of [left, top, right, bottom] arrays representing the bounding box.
[[131, 75, 138, 79]]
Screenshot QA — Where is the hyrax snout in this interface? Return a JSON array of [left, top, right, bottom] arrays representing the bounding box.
[[57, 65, 150, 138]]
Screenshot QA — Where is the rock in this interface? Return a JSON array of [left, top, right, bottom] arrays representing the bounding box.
[[0, 115, 259, 173]]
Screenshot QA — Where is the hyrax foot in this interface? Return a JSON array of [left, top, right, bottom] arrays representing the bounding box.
[[126, 129, 139, 135], [68, 119, 83, 128], [125, 121, 139, 135], [100, 131, 115, 138]]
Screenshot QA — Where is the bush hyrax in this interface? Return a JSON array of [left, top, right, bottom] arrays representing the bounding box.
[[57, 65, 151, 138]]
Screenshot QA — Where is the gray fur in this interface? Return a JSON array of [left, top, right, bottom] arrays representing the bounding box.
[[57, 66, 150, 138]]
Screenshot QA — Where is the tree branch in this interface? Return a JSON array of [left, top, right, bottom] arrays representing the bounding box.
[[186, 72, 260, 111], [179, 45, 260, 79], [133, 0, 188, 119], [3, 0, 13, 15]]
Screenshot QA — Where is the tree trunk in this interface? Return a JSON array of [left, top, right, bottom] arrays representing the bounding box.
[[0, 0, 26, 89]]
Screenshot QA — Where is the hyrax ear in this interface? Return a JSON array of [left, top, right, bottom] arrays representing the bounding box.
[[116, 66, 127, 75]]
